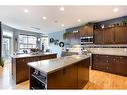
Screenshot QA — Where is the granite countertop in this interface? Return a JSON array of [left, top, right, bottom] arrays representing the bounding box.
[[93, 52, 127, 56], [11, 52, 57, 58], [27, 55, 90, 74], [92, 51, 127, 56]]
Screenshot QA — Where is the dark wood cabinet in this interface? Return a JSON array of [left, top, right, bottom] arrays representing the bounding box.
[[107, 56, 120, 74], [92, 54, 127, 76], [78, 58, 90, 89], [12, 54, 57, 84], [94, 25, 127, 44], [103, 28, 115, 44], [79, 25, 93, 37], [48, 58, 90, 89], [92, 54, 109, 72], [94, 28, 115, 44], [47, 64, 78, 89], [117, 56, 127, 76], [64, 32, 80, 42], [94, 29, 103, 44], [115, 26, 127, 44]]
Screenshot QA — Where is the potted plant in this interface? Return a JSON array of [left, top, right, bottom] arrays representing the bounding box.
[[122, 20, 127, 25], [0, 58, 4, 67]]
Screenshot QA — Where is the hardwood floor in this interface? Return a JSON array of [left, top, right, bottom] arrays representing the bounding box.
[[0, 60, 29, 89], [1, 60, 127, 89], [84, 70, 127, 89]]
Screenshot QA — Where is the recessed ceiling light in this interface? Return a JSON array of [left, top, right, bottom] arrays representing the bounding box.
[[61, 24, 65, 27], [77, 19, 81, 22], [60, 7, 64, 11], [42, 16, 47, 20], [24, 9, 29, 13], [113, 8, 119, 12]]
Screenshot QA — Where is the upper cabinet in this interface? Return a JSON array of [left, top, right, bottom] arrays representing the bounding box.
[[114, 26, 127, 44], [94, 25, 127, 44], [94, 29, 103, 44], [79, 24, 93, 37], [103, 27, 115, 44]]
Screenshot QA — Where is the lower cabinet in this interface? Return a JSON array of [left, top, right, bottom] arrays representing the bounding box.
[[78, 58, 90, 89], [92, 54, 109, 72], [47, 64, 78, 89], [92, 54, 127, 76], [12, 54, 57, 84]]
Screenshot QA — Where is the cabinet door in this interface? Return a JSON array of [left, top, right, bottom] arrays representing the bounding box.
[[109, 56, 127, 76], [79, 25, 93, 36], [16, 58, 28, 84], [115, 26, 126, 44], [118, 56, 127, 76], [92, 54, 108, 72], [103, 28, 115, 44], [79, 27, 87, 36], [108, 56, 119, 74], [94, 29, 103, 44], [122, 26, 127, 44], [47, 64, 78, 89], [78, 58, 90, 89], [88, 25, 93, 36]]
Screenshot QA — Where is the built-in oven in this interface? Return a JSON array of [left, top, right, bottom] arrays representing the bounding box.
[[80, 36, 93, 45]]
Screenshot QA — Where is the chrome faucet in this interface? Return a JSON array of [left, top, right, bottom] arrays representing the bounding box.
[[81, 47, 88, 55]]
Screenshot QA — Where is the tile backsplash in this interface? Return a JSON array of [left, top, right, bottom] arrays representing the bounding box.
[[64, 46, 127, 56]]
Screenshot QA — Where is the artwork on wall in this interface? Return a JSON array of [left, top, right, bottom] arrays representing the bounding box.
[[49, 38, 55, 43], [49, 38, 64, 47], [54, 40, 59, 45], [59, 42, 64, 47]]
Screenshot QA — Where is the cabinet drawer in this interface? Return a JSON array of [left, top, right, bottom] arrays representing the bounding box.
[[92, 54, 127, 76]]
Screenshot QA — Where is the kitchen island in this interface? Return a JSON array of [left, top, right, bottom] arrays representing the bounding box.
[[28, 55, 90, 89], [12, 53, 57, 84]]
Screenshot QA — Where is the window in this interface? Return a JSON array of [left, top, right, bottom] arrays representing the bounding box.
[[19, 34, 37, 49]]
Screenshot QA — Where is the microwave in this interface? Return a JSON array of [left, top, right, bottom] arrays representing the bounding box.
[[80, 36, 93, 45]]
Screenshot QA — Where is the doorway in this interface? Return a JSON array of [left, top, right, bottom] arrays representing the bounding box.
[[2, 37, 11, 61]]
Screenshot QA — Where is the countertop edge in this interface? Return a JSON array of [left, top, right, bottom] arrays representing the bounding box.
[[92, 53, 127, 56], [27, 55, 90, 75], [11, 53, 57, 59]]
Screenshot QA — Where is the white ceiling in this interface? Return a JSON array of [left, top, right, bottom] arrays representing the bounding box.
[[0, 6, 127, 34]]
